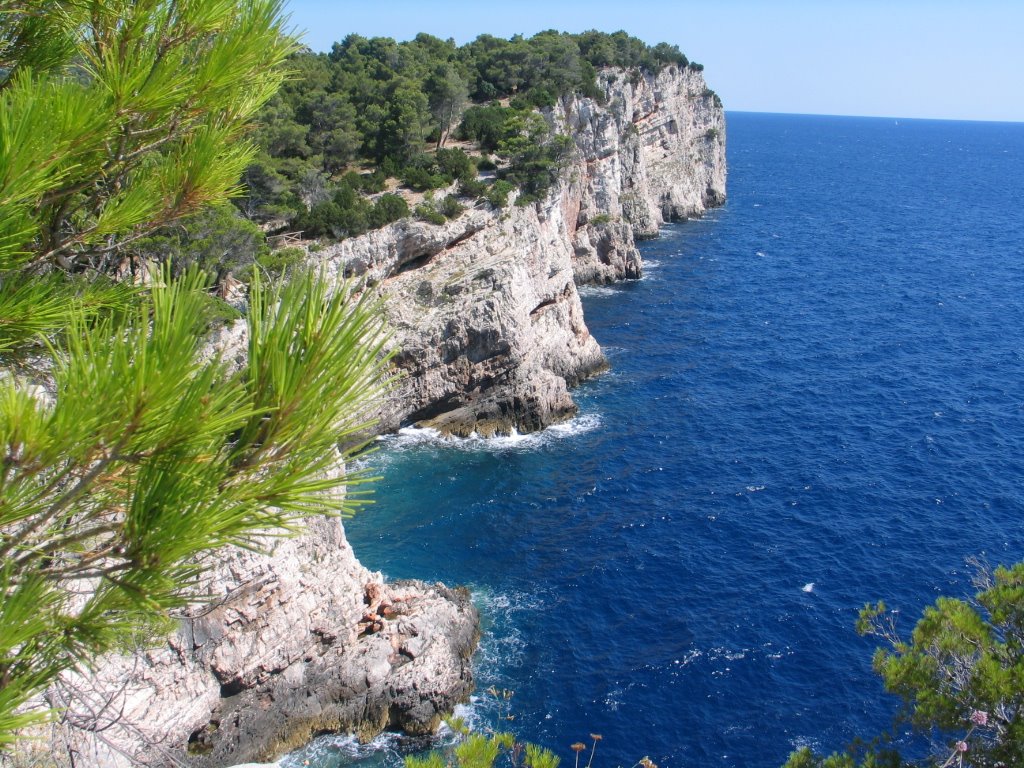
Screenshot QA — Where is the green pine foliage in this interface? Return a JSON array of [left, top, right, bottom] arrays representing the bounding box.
[[441, 195, 466, 220], [486, 181, 516, 209], [406, 729, 519, 768], [0, 0, 392, 751], [785, 564, 1024, 767], [0, 0, 296, 274], [239, 30, 697, 239], [402, 720, 569, 768], [0, 268, 389, 748]]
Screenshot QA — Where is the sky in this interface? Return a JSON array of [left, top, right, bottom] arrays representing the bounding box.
[[283, 0, 1024, 123]]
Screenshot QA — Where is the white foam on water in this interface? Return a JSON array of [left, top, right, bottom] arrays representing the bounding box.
[[577, 284, 621, 298], [280, 718, 469, 768], [672, 648, 704, 667], [278, 731, 397, 768], [384, 425, 444, 448], [432, 586, 555, 733], [375, 413, 602, 455]]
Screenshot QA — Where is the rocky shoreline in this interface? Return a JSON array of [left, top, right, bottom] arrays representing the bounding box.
[[35, 65, 725, 767]]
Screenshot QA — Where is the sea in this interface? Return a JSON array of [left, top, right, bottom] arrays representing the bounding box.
[[284, 112, 1024, 768]]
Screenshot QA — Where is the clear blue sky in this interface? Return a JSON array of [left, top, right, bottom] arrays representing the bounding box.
[[284, 0, 1024, 123]]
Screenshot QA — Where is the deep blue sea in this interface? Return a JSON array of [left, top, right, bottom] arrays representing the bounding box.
[[288, 112, 1024, 768]]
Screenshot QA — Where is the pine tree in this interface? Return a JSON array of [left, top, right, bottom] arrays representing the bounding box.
[[0, 0, 389, 748], [783, 564, 1024, 767]]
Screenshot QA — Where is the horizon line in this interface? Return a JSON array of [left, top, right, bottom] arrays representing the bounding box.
[[724, 109, 1024, 126]]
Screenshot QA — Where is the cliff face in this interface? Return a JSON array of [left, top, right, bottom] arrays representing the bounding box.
[[317, 64, 726, 437], [318, 202, 608, 438], [41, 518, 478, 768], [30, 66, 724, 768], [567, 66, 726, 280]]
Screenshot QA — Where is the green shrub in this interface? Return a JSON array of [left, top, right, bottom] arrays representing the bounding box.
[[459, 177, 488, 198], [340, 170, 364, 190], [379, 156, 402, 179], [435, 147, 476, 184], [371, 193, 410, 226], [249, 246, 306, 280], [486, 180, 515, 208], [236, 245, 304, 283], [458, 105, 514, 152], [415, 203, 446, 225], [131, 205, 269, 278], [402, 165, 446, 192], [441, 195, 465, 220], [196, 293, 244, 329], [360, 170, 388, 193], [293, 191, 375, 239], [701, 87, 722, 109], [526, 86, 557, 108], [292, 201, 337, 238]]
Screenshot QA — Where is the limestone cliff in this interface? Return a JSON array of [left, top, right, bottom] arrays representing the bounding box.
[[566, 65, 726, 280], [28, 518, 478, 768], [24, 65, 724, 768], [317, 64, 726, 437]]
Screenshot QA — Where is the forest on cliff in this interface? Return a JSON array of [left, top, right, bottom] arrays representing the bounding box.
[[132, 30, 708, 282]]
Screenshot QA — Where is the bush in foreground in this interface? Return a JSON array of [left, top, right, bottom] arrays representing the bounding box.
[[785, 562, 1024, 767]]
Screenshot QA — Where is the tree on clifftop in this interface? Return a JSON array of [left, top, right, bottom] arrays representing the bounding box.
[[0, 0, 389, 753], [427, 63, 470, 149]]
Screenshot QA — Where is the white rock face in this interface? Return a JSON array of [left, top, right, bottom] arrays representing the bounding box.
[[42, 516, 478, 767], [566, 65, 727, 281], [315, 64, 725, 437], [23, 65, 724, 768]]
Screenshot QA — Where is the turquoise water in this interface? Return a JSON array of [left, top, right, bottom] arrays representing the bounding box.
[[289, 112, 1024, 768]]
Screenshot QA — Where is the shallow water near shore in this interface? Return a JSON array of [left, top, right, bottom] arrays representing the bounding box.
[[288, 112, 1024, 768]]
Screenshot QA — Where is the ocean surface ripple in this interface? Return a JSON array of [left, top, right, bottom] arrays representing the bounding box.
[[292, 113, 1024, 768]]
